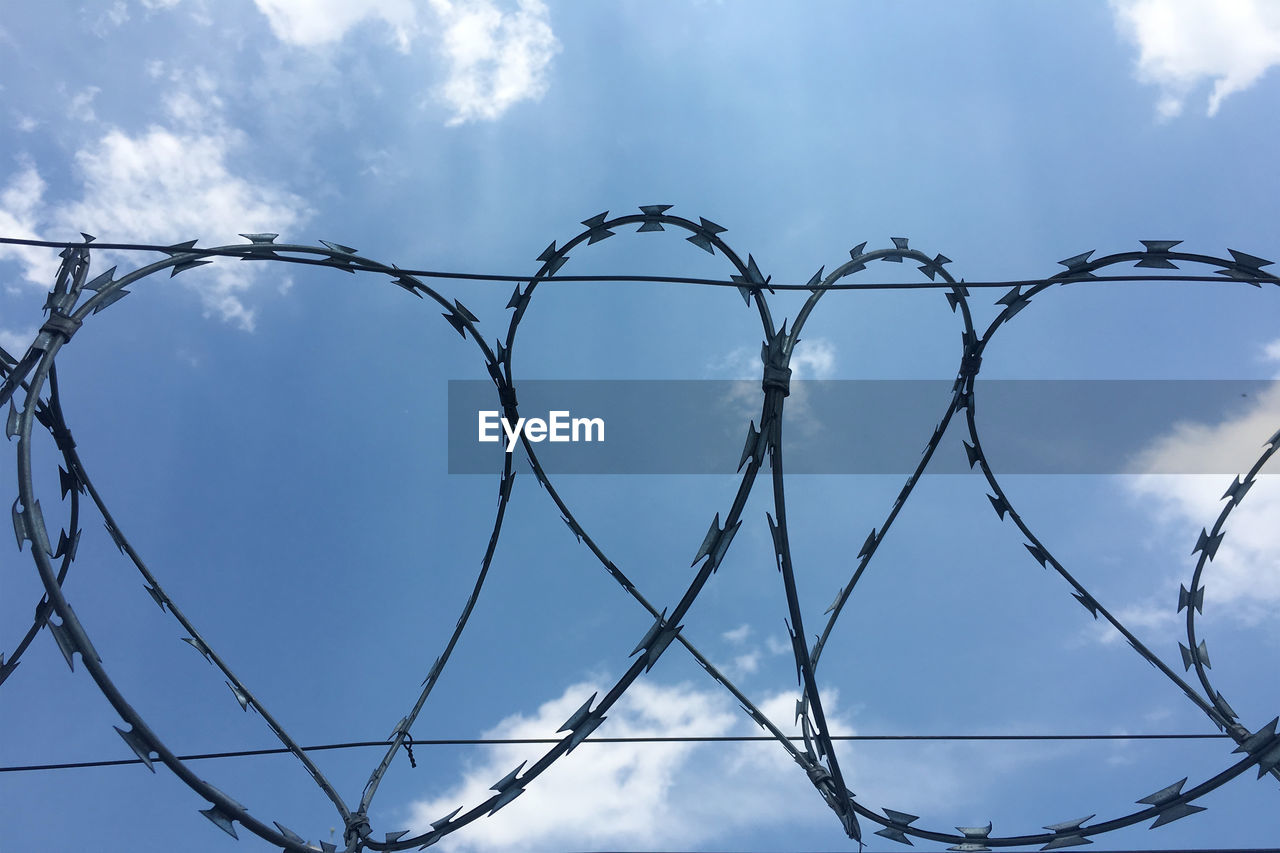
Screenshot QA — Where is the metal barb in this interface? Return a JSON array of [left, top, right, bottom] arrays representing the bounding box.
[[200, 806, 239, 839], [114, 725, 157, 772]]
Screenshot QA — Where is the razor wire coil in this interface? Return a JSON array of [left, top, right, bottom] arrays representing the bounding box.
[[2, 211, 1279, 852]]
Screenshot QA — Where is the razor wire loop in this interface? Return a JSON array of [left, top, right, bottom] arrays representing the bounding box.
[[1182, 431, 1280, 757], [1, 350, 83, 689], [961, 245, 1280, 754], [2, 214, 1278, 852], [495, 212, 863, 843], [1, 239, 98, 688]]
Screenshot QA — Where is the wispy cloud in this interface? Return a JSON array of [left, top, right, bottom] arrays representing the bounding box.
[[0, 71, 310, 330], [1110, 0, 1280, 118], [706, 337, 837, 382], [0, 161, 56, 287], [1124, 378, 1280, 626], [790, 337, 836, 380], [246, 0, 559, 124], [65, 86, 101, 122], [404, 680, 817, 852], [90, 2, 129, 36], [427, 0, 561, 126], [400, 678, 1061, 850], [1081, 599, 1179, 646], [0, 325, 37, 357], [252, 0, 421, 51], [707, 337, 838, 441], [765, 633, 791, 656]]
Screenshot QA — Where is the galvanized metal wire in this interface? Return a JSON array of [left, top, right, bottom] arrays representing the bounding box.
[[2, 213, 1278, 852], [0, 731, 1243, 775]]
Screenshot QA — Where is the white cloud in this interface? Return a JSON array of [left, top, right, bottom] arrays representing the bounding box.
[[705, 345, 755, 379], [790, 337, 836, 380], [0, 326, 36, 357], [66, 86, 101, 123], [91, 2, 130, 35], [1083, 599, 1179, 646], [721, 626, 762, 676], [0, 162, 58, 287], [15, 115, 37, 133], [1124, 382, 1280, 626], [1110, 0, 1280, 117], [707, 338, 838, 443], [765, 633, 791, 656], [1126, 382, 1280, 476], [175, 346, 201, 368], [706, 337, 837, 382], [1127, 474, 1280, 626], [405, 680, 815, 852], [427, 0, 561, 126], [246, 0, 558, 124], [158, 71, 230, 136], [1264, 337, 1280, 366], [0, 75, 310, 330], [55, 124, 308, 329], [401, 677, 1070, 851], [358, 147, 395, 179], [252, 0, 420, 51]]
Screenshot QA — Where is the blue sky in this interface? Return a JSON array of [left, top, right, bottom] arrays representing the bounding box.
[[2, 1, 1280, 851]]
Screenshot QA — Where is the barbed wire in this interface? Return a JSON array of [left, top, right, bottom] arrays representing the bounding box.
[[0, 234, 1271, 290], [0, 731, 1240, 775], [2, 209, 1278, 852]]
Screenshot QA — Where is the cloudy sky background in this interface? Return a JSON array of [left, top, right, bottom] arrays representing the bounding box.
[[2, 1, 1280, 851]]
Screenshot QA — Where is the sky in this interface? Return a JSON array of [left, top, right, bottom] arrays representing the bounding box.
[[2, 1, 1280, 852]]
